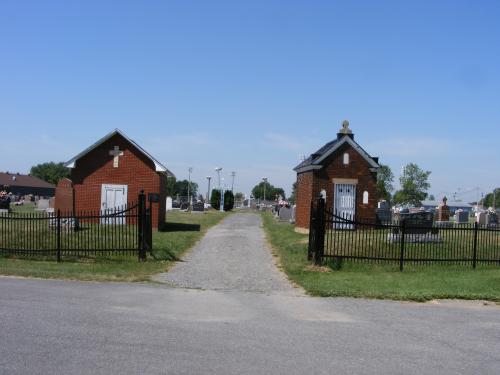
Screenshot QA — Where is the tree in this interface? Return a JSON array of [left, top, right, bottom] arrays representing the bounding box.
[[210, 189, 221, 209], [173, 179, 198, 198], [481, 188, 500, 208], [234, 192, 244, 201], [289, 181, 297, 204], [429, 194, 436, 201], [251, 181, 286, 201], [393, 163, 431, 206], [376, 164, 394, 202], [30, 162, 70, 185], [223, 190, 234, 211]]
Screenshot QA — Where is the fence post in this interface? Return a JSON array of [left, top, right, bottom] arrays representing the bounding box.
[[56, 209, 61, 263], [399, 219, 405, 271], [138, 191, 147, 262], [472, 221, 478, 269], [314, 197, 326, 265]]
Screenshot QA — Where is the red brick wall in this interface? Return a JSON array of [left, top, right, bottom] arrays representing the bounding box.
[[54, 178, 74, 213], [295, 171, 315, 229], [295, 143, 378, 230], [70, 134, 166, 228]]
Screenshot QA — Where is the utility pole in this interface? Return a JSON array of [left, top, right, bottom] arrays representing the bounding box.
[[231, 171, 236, 192], [187, 167, 193, 208], [206, 176, 212, 203]]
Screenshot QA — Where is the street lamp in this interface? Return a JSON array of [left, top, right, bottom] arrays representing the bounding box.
[[215, 167, 223, 212], [231, 171, 236, 192], [187, 167, 193, 208], [206, 176, 212, 203], [262, 177, 268, 209]]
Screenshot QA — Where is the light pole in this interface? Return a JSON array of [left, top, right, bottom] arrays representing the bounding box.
[[215, 167, 223, 212], [231, 171, 236, 192], [262, 177, 268, 209], [206, 176, 212, 203], [187, 167, 193, 208]]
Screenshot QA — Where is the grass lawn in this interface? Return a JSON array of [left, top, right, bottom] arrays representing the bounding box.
[[0, 210, 227, 282], [261, 212, 500, 302]]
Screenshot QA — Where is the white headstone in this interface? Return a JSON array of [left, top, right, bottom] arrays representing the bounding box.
[[166, 196, 173, 211]]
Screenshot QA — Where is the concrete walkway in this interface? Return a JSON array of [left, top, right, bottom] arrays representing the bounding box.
[[154, 213, 299, 294]]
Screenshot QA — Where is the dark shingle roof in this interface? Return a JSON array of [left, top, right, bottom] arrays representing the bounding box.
[[0, 172, 55, 189], [293, 135, 379, 172], [293, 139, 340, 170]]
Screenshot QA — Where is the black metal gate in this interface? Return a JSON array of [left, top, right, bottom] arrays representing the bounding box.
[[308, 197, 500, 270], [0, 191, 152, 262]]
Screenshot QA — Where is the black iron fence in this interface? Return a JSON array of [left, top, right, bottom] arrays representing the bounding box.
[[0, 192, 152, 262], [308, 198, 500, 270]]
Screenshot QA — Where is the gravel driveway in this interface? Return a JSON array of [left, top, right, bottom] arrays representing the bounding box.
[[154, 213, 299, 294]]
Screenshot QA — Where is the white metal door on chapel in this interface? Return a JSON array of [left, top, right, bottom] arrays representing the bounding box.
[[333, 183, 356, 229], [100, 184, 128, 224]]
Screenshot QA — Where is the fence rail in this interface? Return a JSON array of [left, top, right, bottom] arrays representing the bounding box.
[[0, 192, 152, 262], [308, 198, 500, 270]]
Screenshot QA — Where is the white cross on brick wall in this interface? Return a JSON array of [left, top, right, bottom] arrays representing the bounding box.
[[109, 146, 124, 168]]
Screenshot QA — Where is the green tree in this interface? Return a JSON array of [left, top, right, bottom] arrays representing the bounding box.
[[376, 164, 394, 202], [482, 188, 500, 208], [30, 162, 70, 185], [173, 179, 198, 197], [289, 181, 297, 204], [210, 189, 221, 209], [251, 181, 286, 201], [223, 190, 234, 211], [393, 163, 431, 206], [234, 192, 244, 201]]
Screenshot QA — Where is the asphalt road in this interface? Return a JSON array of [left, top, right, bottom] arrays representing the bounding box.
[[1, 213, 499, 374], [1, 277, 499, 375]]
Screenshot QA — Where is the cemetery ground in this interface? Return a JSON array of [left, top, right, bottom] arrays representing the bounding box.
[[0, 210, 227, 282], [262, 213, 500, 302]]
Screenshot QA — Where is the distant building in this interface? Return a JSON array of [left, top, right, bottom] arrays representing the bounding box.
[[0, 172, 55, 197], [420, 200, 474, 214], [293, 121, 380, 232]]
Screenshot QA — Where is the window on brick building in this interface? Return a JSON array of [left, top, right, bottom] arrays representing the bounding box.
[[363, 191, 369, 204], [343, 153, 349, 165]]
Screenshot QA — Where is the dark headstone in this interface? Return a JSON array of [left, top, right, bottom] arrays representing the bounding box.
[[394, 211, 435, 235], [192, 202, 205, 212]]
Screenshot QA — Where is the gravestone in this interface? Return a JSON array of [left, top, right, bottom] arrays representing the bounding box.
[[455, 209, 469, 224], [376, 200, 391, 223], [476, 211, 487, 226], [437, 196, 450, 222], [487, 211, 498, 227], [166, 197, 173, 211], [278, 206, 293, 222], [388, 211, 442, 243], [192, 201, 205, 212], [35, 199, 50, 211]]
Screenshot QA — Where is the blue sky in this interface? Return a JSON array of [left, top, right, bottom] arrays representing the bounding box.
[[1, 0, 499, 201]]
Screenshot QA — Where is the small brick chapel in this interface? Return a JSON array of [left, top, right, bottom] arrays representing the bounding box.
[[293, 121, 380, 232], [55, 129, 175, 228]]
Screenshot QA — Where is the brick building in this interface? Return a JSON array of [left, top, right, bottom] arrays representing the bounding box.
[[293, 121, 380, 232], [55, 129, 175, 228], [0, 172, 55, 197]]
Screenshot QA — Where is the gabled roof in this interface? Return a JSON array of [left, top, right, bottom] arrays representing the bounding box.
[[293, 135, 380, 173], [0, 172, 55, 189], [65, 129, 175, 177]]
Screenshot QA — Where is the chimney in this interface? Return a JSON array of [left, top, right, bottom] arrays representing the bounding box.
[[337, 120, 354, 140]]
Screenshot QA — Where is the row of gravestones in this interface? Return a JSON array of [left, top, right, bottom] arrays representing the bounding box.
[[166, 197, 205, 212]]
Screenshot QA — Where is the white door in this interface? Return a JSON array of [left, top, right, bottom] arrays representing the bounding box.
[[101, 184, 128, 224], [333, 183, 356, 229]]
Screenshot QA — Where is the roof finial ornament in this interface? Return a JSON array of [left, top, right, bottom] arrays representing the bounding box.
[[339, 120, 352, 135]]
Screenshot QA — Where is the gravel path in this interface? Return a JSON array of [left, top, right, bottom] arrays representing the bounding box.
[[154, 213, 299, 294]]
